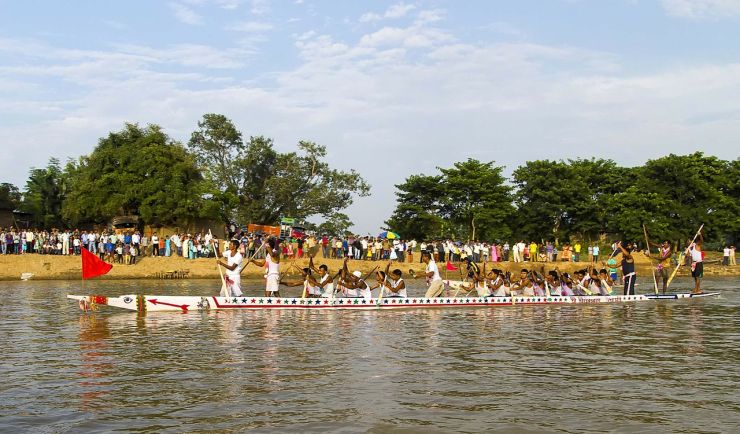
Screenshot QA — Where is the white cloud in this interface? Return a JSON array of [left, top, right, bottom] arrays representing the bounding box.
[[250, 0, 270, 15], [385, 2, 416, 19], [480, 21, 525, 38], [227, 20, 274, 32], [359, 2, 417, 22], [215, 0, 243, 9], [359, 12, 382, 23], [661, 0, 740, 19], [168, 2, 204, 25]]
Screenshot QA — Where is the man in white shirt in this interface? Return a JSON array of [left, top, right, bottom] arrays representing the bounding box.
[[422, 251, 444, 298], [251, 244, 281, 297], [62, 231, 70, 255], [151, 233, 159, 256], [218, 239, 244, 297]]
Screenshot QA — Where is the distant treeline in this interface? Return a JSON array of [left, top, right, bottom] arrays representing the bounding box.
[[384, 154, 739, 247], [0, 114, 369, 236]]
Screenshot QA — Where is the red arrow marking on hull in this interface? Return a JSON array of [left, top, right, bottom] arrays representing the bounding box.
[[148, 298, 189, 312]]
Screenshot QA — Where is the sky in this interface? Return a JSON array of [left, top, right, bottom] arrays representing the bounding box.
[[1, 0, 739, 234]]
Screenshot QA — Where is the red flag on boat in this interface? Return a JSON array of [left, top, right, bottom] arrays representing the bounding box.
[[81, 247, 112, 279], [446, 261, 458, 271]]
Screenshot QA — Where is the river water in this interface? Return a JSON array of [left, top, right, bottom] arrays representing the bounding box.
[[0, 277, 738, 433]]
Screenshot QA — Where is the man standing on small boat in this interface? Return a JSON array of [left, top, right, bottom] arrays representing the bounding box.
[[648, 240, 673, 294], [422, 251, 444, 298], [689, 232, 704, 294]]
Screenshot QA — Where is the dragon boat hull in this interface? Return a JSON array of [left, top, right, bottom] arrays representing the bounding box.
[[67, 292, 719, 313]]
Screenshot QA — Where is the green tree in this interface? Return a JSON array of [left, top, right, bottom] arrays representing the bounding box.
[[317, 212, 353, 236], [22, 158, 68, 228], [63, 123, 216, 227], [438, 159, 513, 241], [0, 183, 21, 211], [188, 114, 370, 225], [512, 160, 578, 241], [513, 158, 634, 242], [385, 174, 444, 240], [386, 159, 513, 241], [620, 152, 739, 245]]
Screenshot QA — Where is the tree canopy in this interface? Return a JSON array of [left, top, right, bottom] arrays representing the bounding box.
[[62, 123, 216, 227], [385, 159, 514, 241], [388, 153, 738, 245], [188, 113, 370, 226]]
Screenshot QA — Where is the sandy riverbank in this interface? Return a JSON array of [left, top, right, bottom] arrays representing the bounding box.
[[1, 252, 737, 281]]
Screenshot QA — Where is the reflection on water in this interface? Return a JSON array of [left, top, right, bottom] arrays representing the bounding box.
[[0, 277, 737, 432]]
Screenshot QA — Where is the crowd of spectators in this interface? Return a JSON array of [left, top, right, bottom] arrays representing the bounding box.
[[4, 227, 732, 266]]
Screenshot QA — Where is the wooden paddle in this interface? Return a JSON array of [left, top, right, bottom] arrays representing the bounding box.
[[666, 224, 704, 289], [376, 274, 387, 306], [209, 231, 229, 297], [239, 241, 268, 275], [643, 224, 659, 294]]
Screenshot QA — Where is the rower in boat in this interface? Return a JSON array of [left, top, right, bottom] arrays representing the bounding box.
[[529, 270, 546, 297], [554, 269, 576, 296], [309, 256, 335, 298], [458, 260, 488, 296], [511, 269, 535, 297], [587, 265, 608, 296], [250, 248, 281, 298], [462, 257, 480, 280], [282, 264, 329, 298], [545, 270, 561, 296], [571, 269, 592, 296], [338, 258, 373, 299], [377, 263, 407, 298], [598, 267, 614, 295], [485, 269, 509, 297]]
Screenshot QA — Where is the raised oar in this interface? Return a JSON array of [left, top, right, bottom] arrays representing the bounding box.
[[666, 224, 704, 289], [209, 230, 228, 297], [376, 274, 387, 306], [239, 241, 268, 275], [643, 224, 659, 294]]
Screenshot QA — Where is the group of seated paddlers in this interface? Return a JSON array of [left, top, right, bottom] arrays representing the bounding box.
[[216, 239, 644, 299]]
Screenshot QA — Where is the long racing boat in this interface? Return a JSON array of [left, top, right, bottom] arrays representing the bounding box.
[[67, 292, 719, 313]]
